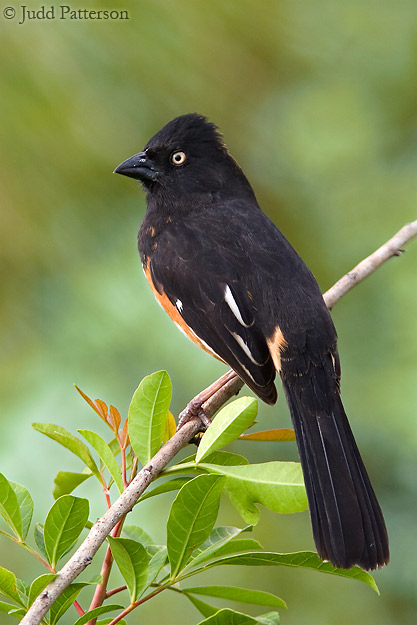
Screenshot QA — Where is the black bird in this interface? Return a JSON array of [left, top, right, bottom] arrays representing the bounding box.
[[114, 113, 389, 570]]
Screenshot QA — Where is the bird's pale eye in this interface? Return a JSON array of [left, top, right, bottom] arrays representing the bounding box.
[[171, 151, 187, 166]]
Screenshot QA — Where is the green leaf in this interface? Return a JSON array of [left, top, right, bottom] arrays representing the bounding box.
[[197, 608, 258, 625], [16, 578, 29, 600], [44, 495, 89, 569], [128, 371, 172, 465], [122, 525, 154, 547], [143, 546, 168, 592], [9, 482, 33, 541], [196, 397, 258, 463], [185, 593, 219, 618], [178, 451, 249, 467], [200, 462, 307, 523], [211, 539, 263, 560], [139, 477, 193, 502], [191, 551, 379, 593], [78, 429, 124, 493], [183, 526, 254, 571], [108, 537, 150, 602], [53, 471, 92, 499], [34, 523, 48, 560], [167, 474, 226, 579], [166, 451, 249, 478], [6, 608, 26, 620], [28, 574, 57, 607], [0, 474, 23, 540], [256, 612, 280, 625], [0, 600, 19, 614], [0, 567, 25, 607], [50, 582, 89, 625], [32, 423, 100, 479], [73, 604, 124, 625], [185, 586, 286, 609]]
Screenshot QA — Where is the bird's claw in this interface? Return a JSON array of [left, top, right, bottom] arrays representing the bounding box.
[[177, 398, 212, 432]]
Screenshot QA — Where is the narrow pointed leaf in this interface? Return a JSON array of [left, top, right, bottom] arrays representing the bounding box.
[[183, 526, 253, 571], [108, 537, 150, 601], [211, 539, 263, 560], [143, 546, 168, 593], [122, 525, 154, 546], [239, 429, 295, 442], [185, 593, 218, 618], [44, 495, 89, 568], [28, 574, 57, 607], [6, 608, 26, 620], [200, 462, 307, 523], [74, 385, 106, 419], [167, 474, 226, 579], [256, 612, 280, 625], [34, 523, 48, 560], [32, 423, 100, 479], [196, 397, 258, 463], [190, 551, 379, 593], [0, 600, 19, 614], [139, 477, 193, 502], [178, 451, 249, 467], [197, 608, 258, 625], [0, 568, 25, 607], [185, 586, 286, 609], [53, 471, 92, 499], [109, 405, 121, 431], [73, 604, 124, 625], [16, 578, 28, 600], [50, 582, 89, 624], [166, 451, 249, 477], [9, 482, 33, 541], [78, 429, 124, 493], [128, 371, 172, 465], [0, 474, 23, 540]]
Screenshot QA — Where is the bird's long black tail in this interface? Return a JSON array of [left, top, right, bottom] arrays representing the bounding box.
[[281, 364, 389, 570]]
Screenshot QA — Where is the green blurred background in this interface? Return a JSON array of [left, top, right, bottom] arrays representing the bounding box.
[[1, 0, 416, 623]]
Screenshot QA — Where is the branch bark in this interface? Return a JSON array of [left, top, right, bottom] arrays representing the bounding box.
[[20, 221, 417, 625]]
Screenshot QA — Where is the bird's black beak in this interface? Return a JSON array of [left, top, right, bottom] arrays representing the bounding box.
[[113, 151, 158, 182]]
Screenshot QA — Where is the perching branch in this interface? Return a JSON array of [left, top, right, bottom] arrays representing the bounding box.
[[20, 221, 417, 625], [323, 221, 417, 309]]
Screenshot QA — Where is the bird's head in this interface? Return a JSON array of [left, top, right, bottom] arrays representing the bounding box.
[[114, 113, 252, 198]]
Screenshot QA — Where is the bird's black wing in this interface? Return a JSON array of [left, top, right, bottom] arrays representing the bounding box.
[[145, 223, 277, 404]]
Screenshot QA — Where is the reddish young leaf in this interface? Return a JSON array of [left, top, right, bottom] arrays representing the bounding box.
[[109, 406, 122, 431], [94, 399, 109, 421], [120, 419, 129, 449], [74, 386, 103, 418], [238, 428, 296, 442]]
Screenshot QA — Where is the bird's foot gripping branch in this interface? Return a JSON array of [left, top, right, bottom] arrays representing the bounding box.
[[2, 372, 379, 625]]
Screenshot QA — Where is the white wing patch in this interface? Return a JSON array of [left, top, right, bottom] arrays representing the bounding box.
[[175, 299, 183, 313], [224, 285, 251, 327], [231, 332, 262, 366]]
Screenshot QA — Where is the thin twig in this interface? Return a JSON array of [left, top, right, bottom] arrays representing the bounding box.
[[323, 221, 417, 309], [20, 221, 417, 625]]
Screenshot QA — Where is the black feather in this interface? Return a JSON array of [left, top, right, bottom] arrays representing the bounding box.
[[281, 354, 389, 569]]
